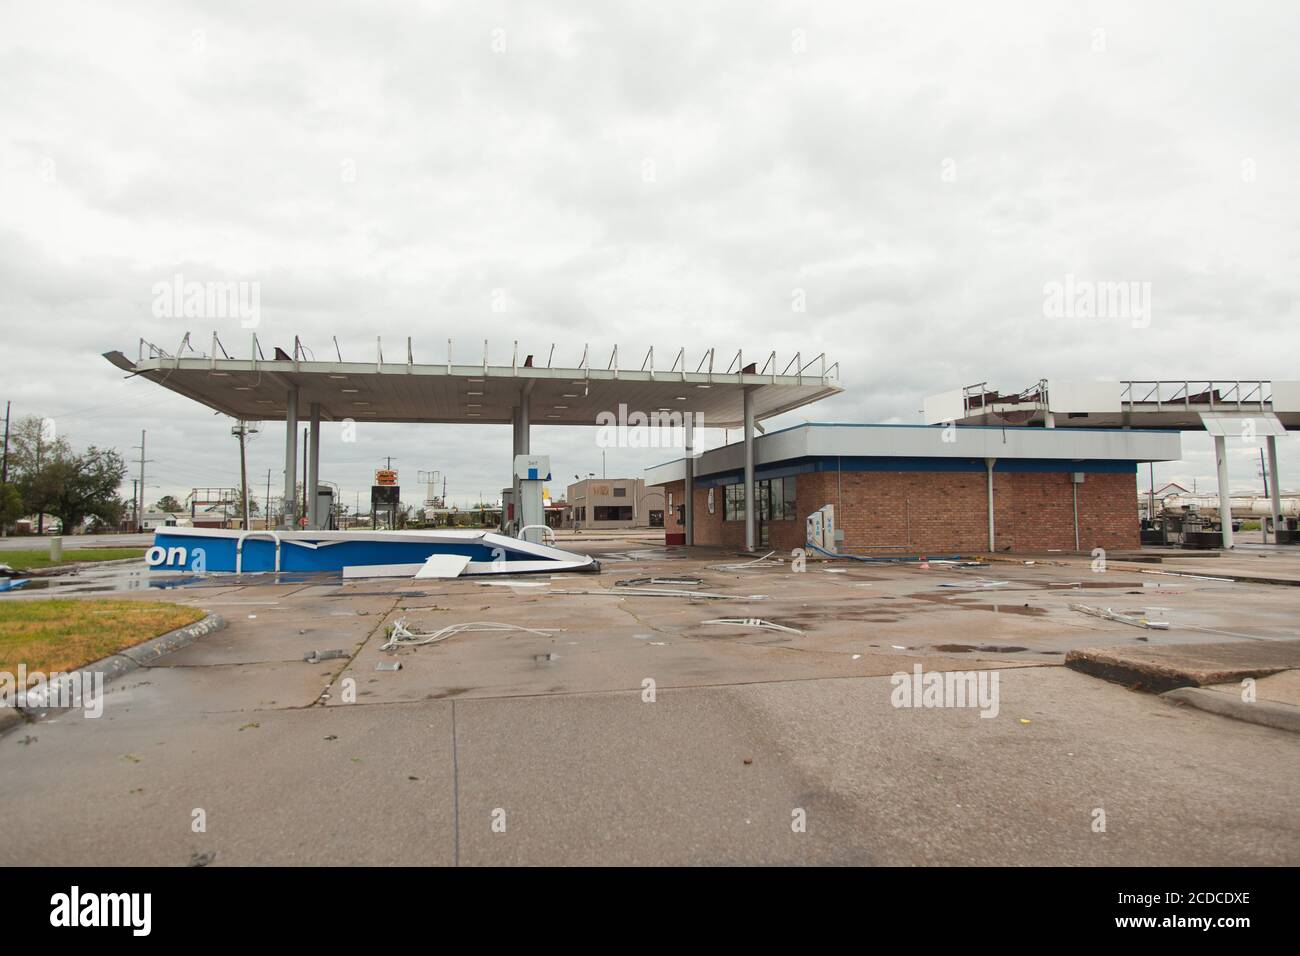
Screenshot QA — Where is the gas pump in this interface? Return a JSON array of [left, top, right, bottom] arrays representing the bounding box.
[[514, 454, 551, 543]]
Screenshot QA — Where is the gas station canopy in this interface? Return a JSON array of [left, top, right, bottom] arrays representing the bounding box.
[[103, 338, 843, 428]]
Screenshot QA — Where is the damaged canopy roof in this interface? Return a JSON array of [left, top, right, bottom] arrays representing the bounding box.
[[103, 335, 843, 429]]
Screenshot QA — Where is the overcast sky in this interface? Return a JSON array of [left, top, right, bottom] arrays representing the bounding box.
[[2, 0, 1296, 514]]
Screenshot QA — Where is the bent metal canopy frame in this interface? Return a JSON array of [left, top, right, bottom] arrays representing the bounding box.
[[104, 334, 843, 429]]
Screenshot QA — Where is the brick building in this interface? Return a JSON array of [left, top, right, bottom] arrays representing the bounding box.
[[646, 423, 1181, 554]]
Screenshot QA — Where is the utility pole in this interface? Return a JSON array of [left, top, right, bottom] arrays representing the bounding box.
[[133, 430, 151, 533], [265, 470, 273, 529], [132, 479, 139, 531], [232, 421, 252, 531], [1, 400, 10, 484], [34, 420, 43, 534], [1, 400, 9, 537]]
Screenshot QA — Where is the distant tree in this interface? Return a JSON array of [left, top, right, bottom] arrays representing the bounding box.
[[8, 415, 73, 530], [156, 495, 184, 513], [0, 483, 22, 532], [228, 497, 260, 518], [38, 447, 129, 532], [89, 495, 128, 531]]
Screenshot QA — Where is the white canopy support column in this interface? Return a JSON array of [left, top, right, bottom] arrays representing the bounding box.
[[1214, 433, 1234, 549], [985, 457, 997, 551], [282, 388, 298, 529], [509, 409, 520, 533], [307, 402, 321, 529], [509, 384, 531, 535], [684, 413, 694, 546], [743, 388, 756, 552], [1266, 435, 1282, 543]]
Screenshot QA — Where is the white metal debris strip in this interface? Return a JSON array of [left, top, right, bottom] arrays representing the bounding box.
[[700, 618, 803, 635], [1069, 603, 1170, 630], [380, 619, 564, 651]]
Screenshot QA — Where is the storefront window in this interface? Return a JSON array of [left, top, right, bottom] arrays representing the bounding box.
[[723, 477, 796, 522]]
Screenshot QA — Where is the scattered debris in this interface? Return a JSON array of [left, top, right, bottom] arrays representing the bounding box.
[[938, 580, 1009, 589], [700, 618, 803, 635], [381, 619, 562, 651], [0, 578, 28, 592], [303, 649, 348, 663], [616, 576, 704, 587], [707, 551, 779, 571], [17, 735, 37, 746], [1069, 603, 1170, 630], [479, 580, 548, 588], [551, 587, 765, 600], [1139, 569, 1233, 583], [375, 661, 402, 671], [238, 721, 260, 731], [189, 851, 216, 867], [324, 735, 338, 741], [743, 757, 753, 765], [415, 554, 473, 579]]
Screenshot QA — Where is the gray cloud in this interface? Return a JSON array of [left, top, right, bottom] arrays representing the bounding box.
[[1, 0, 1296, 511]]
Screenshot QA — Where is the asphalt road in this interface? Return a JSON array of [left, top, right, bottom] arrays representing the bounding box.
[[0, 533, 152, 551]]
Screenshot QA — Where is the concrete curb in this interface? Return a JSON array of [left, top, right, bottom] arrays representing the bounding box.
[[1, 611, 225, 733], [1064, 641, 1300, 694], [1163, 687, 1300, 734], [0, 704, 27, 735], [1064, 652, 1289, 694]]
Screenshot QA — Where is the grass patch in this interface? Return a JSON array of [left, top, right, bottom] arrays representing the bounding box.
[[0, 548, 147, 571], [0, 599, 206, 676]]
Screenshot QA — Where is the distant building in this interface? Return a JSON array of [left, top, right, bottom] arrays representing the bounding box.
[[14, 515, 61, 535], [140, 510, 191, 531], [565, 478, 662, 529]]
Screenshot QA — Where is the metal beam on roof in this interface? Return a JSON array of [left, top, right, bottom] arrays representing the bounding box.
[[923, 379, 1300, 430]]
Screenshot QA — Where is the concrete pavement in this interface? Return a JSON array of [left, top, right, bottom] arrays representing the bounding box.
[[1, 542, 1297, 865]]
